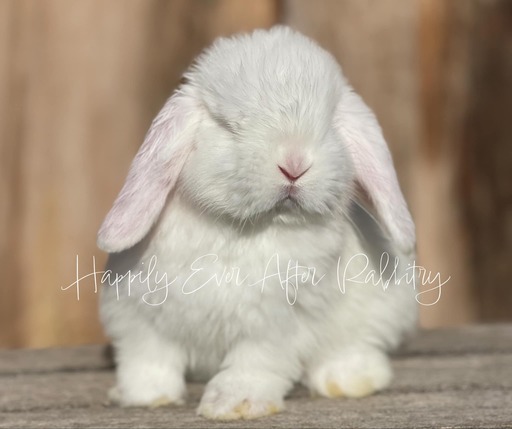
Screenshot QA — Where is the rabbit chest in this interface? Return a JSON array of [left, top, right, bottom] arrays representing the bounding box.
[[101, 197, 348, 376]]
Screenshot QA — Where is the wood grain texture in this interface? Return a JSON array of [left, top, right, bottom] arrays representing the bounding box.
[[0, 0, 24, 347], [1, 325, 511, 428], [461, 1, 512, 321], [415, 0, 479, 326]]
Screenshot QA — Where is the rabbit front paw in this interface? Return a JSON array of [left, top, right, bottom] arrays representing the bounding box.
[[307, 347, 392, 398], [197, 370, 287, 420], [108, 385, 184, 408], [109, 363, 186, 407]]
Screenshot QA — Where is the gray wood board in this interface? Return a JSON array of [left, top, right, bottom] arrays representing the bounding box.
[[1, 324, 511, 428]]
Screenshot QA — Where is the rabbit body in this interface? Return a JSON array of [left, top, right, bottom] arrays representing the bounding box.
[[98, 26, 417, 420]]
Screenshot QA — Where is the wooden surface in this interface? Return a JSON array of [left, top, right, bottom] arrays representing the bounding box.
[[1, 324, 511, 428]]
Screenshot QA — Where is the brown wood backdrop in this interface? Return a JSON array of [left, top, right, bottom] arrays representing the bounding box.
[[1, 0, 510, 348]]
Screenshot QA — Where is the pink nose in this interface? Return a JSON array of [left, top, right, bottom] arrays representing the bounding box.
[[278, 165, 309, 182]]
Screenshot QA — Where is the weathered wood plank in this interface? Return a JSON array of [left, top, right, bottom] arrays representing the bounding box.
[[1, 324, 509, 376], [398, 323, 512, 355], [0, 345, 112, 375], [1, 326, 511, 428], [1, 353, 511, 410]]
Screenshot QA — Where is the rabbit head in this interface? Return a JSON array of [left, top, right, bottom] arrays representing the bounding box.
[[97, 26, 414, 256]]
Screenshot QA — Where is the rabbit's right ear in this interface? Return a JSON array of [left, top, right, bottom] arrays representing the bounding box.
[[97, 91, 200, 253]]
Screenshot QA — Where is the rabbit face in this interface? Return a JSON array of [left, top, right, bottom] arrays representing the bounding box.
[[98, 26, 414, 256], [177, 28, 355, 224], [178, 107, 354, 225]]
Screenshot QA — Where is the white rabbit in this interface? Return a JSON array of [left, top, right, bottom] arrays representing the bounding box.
[[97, 26, 417, 420]]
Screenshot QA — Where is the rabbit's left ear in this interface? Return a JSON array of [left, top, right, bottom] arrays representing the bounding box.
[[334, 88, 415, 255], [97, 92, 200, 253]]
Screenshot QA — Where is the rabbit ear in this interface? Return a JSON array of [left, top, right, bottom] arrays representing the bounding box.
[[97, 92, 200, 253], [335, 88, 415, 255]]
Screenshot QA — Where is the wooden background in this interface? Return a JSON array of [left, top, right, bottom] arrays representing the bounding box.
[[1, 0, 511, 348]]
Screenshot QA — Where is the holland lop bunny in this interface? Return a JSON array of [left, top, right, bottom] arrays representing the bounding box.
[[98, 26, 417, 420]]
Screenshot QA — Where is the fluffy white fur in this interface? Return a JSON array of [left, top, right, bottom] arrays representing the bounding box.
[[98, 26, 417, 420]]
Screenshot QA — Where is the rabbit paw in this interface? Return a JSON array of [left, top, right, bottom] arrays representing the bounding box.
[[109, 366, 186, 407], [307, 348, 392, 398], [108, 386, 184, 408], [197, 371, 285, 420]]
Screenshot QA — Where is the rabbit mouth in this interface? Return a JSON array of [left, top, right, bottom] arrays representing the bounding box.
[[279, 197, 300, 210], [274, 192, 307, 215], [268, 196, 326, 226]]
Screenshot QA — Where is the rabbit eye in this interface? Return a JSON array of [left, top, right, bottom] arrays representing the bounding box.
[[211, 113, 240, 135], [213, 115, 242, 136]]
